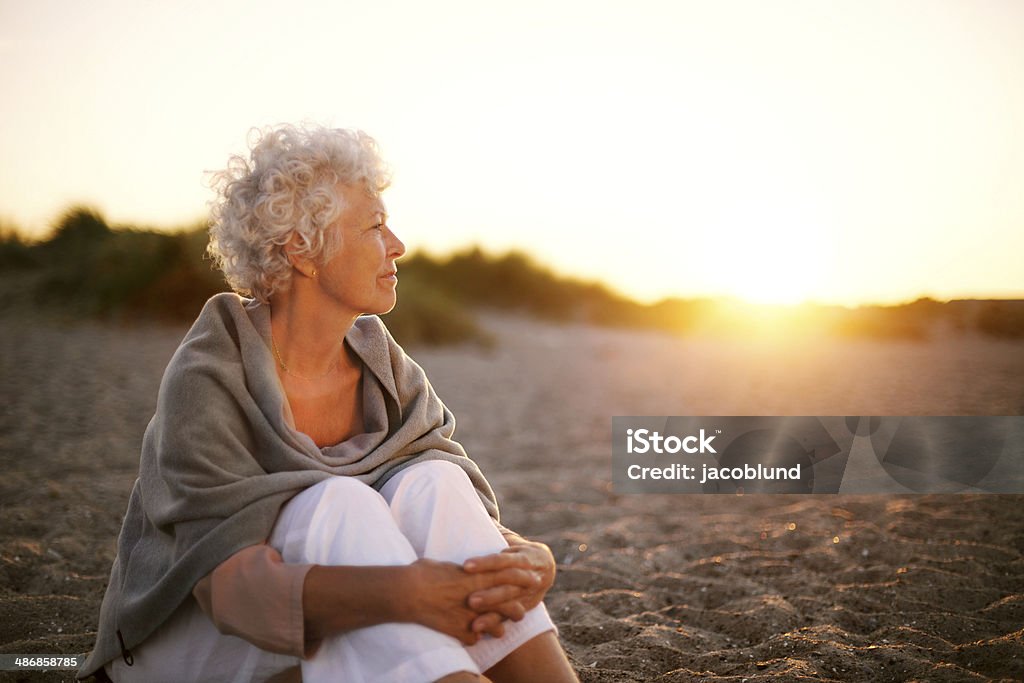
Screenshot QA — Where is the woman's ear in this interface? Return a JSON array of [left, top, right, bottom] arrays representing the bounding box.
[[284, 233, 317, 279]]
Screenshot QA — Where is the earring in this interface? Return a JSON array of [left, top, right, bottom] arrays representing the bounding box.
[[310, 268, 318, 279]]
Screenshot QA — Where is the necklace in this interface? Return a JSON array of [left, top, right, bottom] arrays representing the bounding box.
[[271, 334, 344, 381]]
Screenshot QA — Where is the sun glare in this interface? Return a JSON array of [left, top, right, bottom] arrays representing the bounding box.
[[732, 264, 817, 306], [727, 241, 829, 306], [704, 199, 834, 306]]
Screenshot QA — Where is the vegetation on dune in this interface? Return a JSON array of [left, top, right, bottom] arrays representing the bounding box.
[[0, 208, 487, 346], [3, 206, 1024, 344], [10, 208, 224, 322]]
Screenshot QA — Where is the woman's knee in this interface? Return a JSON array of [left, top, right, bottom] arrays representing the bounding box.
[[310, 475, 389, 510], [279, 476, 391, 529], [383, 460, 477, 503], [382, 461, 503, 561], [272, 476, 414, 565]]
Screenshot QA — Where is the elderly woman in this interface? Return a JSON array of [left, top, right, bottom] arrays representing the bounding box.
[[79, 125, 578, 683]]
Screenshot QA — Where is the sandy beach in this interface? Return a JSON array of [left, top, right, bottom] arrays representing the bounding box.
[[1, 308, 1022, 682]]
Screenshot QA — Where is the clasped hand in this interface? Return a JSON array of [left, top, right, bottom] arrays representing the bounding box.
[[405, 538, 556, 645]]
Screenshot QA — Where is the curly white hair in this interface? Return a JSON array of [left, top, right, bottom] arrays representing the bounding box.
[[207, 124, 391, 302]]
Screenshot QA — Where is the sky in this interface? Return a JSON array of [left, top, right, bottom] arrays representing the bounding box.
[[1, 0, 1022, 306]]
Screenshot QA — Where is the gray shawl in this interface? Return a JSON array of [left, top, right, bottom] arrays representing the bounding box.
[[80, 293, 498, 679]]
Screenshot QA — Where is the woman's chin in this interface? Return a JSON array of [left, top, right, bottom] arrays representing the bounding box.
[[368, 295, 398, 316]]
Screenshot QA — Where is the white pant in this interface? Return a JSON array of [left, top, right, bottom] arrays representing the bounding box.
[[108, 461, 555, 683]]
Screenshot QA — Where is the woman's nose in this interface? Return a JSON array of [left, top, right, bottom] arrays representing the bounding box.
[[388, 228, 406, 258]]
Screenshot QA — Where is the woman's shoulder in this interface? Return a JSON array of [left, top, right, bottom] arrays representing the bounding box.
[[191, 292, 261, 339], [162, 293, 257, 386], [149, 294, 273, 430], [203, 291, 254, 320]]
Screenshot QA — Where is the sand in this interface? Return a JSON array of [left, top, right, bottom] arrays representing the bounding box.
[[1, 309, 1022, 682]]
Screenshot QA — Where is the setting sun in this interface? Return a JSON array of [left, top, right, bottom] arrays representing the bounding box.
[[706, 205, 835, 306]]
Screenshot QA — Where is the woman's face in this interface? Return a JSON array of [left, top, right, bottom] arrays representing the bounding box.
[[315, 181, 405, 317]]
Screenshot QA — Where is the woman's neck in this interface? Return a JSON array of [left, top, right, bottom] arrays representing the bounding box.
[[268, 283, 359, 380]]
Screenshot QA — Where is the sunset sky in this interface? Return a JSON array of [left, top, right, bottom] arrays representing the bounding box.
[[1, 0, 1022, 306]]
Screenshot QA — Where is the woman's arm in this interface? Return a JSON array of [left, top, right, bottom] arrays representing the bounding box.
[[196, 545, 542, 656], [304, 557, 542, 646], [193, 545, 314, 657]]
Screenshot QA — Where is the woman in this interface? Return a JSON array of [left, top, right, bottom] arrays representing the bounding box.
[[79, 125, 579, 682]]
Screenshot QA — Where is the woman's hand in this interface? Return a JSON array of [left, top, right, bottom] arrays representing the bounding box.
[[400, 557, 540, 645], [462, 535, 557, 634]]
